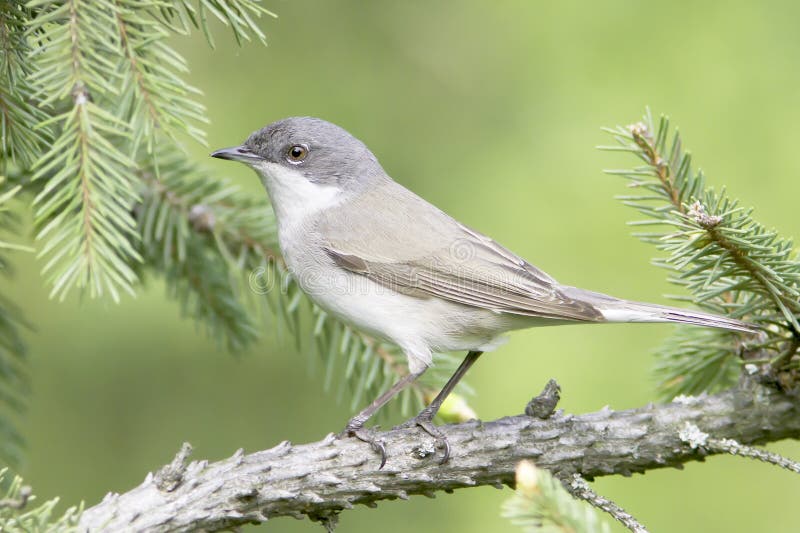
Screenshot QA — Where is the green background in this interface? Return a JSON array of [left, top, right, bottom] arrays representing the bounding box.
[[8, 2, 800, 531]]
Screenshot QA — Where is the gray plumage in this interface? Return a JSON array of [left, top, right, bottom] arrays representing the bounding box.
[[212, 116, 756, 456], [319, 181, 603, 322], [243, 117, 386, 188], [222, 117, 754, 334]]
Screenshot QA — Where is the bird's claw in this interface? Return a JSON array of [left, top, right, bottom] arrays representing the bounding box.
[[400, 416, 451, 464], [343, 425, 387, 469]]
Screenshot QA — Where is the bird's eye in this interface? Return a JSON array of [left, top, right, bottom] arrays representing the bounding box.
[[286, 144, 308, 163]]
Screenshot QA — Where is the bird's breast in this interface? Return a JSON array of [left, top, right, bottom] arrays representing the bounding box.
[[281, 239, 518, 356]]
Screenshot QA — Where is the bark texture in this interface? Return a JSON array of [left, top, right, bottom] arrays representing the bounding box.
[[79, 379, 800, 532]]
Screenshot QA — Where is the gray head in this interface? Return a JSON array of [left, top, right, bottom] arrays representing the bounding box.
[[211, 117, 387, 190]]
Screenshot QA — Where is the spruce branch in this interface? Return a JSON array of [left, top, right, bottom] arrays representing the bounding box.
[[17, 1, 273, 301], [156, 0, 276, 47], [0, 176, 30, 468], [0, 294, 29, 468], [136, 157, 260, 352], [27, 0, 142, 302], [113, 0, 208, 150], [653, 327, 744, 400], [0, 1, 50, 170], [601, 110, 800, 398], [0, 0, 273, 464]]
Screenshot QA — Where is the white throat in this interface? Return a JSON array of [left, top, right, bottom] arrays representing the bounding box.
[[253, 161, 343, 229]]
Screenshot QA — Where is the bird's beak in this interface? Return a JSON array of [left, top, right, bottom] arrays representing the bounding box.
[[210, 145, 262, 163]]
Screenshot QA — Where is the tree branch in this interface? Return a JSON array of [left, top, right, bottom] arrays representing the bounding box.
[[79, 378, 800, 532]]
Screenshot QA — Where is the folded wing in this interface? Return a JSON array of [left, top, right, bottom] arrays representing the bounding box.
[[319, 182, 604, 323]]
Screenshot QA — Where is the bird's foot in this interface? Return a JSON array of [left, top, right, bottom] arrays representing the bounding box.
[[342, 421, 387, 469], [399, 413, 451, 464]]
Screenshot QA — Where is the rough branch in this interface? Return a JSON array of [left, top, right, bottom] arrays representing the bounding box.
[[79, 378, 800, 532]]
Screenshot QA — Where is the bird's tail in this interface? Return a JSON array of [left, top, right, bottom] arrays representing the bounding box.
[[560, 286, 758, 334]]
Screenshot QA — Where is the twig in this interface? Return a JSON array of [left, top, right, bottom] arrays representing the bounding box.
[[561, 474, 648, 533], [680, 422, 800, 473], [154, 442, 193, 492], [525, 379, 561, 419]]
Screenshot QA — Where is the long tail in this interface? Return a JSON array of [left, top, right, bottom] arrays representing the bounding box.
[[560, 286, 758, 334]]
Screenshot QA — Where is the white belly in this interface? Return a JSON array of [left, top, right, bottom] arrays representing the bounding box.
[[282, 234, 516, 373], [257, 165, 523, 373]]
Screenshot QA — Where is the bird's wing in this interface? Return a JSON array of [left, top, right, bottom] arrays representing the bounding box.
[[318, 181, 604, 322]]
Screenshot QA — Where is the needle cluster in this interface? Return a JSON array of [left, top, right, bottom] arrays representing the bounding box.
[[601, 110, 800, 398]]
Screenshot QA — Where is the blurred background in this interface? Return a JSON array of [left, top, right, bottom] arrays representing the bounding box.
[[7, 1, 800, 531]]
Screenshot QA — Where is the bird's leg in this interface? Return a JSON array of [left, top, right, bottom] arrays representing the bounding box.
[[343, 369, 425, 468], [403, 350, 483, 463]]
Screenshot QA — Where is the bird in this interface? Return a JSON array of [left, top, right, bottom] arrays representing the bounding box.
[[211, 117, 756, 466]]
